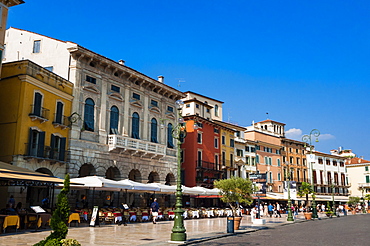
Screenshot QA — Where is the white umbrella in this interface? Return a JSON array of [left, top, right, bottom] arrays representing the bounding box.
[[151, 183, 177, 193], [117, 179, 160, 192], [70, 176, 132, 191], [182, 186, 207, 195]]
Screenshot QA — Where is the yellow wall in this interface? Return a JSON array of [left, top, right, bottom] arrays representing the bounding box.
[[0, 60, 73, 162], [220, 128, 235, 168]]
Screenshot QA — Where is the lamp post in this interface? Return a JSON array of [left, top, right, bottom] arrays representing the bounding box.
[[170, 99, 187, 242], [285, 164, 294, 221], [302, 129, 320, 219], [331, 179, 335, 213]]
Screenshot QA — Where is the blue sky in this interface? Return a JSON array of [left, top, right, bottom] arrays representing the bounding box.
[[8, 0, 370, 158]]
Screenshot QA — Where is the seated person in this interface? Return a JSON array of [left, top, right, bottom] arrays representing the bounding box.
[[5, 204, 17, 215]]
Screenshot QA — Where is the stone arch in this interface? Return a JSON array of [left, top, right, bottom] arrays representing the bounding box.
[[105, 166, 121, 180], [128, 169, 142, 182], [165, 173, 175, 185], [35, 167, 53, 176], [79, 163, 96, 177], [147, 171, 160, 183]]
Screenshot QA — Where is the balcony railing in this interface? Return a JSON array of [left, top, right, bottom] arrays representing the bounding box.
[[108, 135, 175, 158], [52, 114, 70, 128], [24, 144, 68, 162], [29, 105, 49, 122]]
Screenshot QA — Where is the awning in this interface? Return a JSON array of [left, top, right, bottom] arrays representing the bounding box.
[[0, 161, 65, 184]]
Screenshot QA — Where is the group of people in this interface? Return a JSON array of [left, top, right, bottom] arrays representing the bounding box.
[[250, 202, 284, 221]]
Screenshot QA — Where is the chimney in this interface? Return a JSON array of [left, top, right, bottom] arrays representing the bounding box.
[[118, 60, 125, 65], [158, 75, 164, 83]]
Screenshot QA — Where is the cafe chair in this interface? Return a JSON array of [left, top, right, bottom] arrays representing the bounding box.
[[68, 213, 80, 227]]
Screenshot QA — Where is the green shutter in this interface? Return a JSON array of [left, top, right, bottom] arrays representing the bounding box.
[[366, 176, 370, 183]]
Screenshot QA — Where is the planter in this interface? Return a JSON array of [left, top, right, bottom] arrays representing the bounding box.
[[234, 216, 242, 230], [304, 212, 312, 220], [367, 209, 370, 214]]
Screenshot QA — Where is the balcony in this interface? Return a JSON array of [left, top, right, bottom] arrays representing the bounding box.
[[29, 105, 49, 123], [196, 161, 224, 173], [244, 165, 257, 172], [245, 152, 256, 157], [108, 135, 175, 159], [358, 183, 370, 188], [52, 114, 70, 129], [24, 144, 68, 163]]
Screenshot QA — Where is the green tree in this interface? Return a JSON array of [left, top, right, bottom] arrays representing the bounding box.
[[214, 177, 254, 216], [348, 196, 360, 208], [35, 174, 74, 246], [297, 182, 313, 208]]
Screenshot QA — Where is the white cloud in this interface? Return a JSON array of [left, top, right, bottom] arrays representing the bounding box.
[[285, 128, 303, 140], [319, 134, 335, 140]]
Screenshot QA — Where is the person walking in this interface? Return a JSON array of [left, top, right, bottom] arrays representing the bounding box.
[[276, 202, 282, 218], [150, 198, 159, 224], [268, 203, 274, 217]]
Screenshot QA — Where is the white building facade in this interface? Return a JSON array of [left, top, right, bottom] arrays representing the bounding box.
[[4, 27, 184, 189]]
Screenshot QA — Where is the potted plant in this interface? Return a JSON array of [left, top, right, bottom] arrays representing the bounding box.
[[214, 177, 253, 231], [325, 202, 334, 218], [297, 182, 313, 220], [348, 196, 360, 214]]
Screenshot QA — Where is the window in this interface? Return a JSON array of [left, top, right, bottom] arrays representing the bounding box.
[[236, 149, 243, 157], [296, 157, 300, 165], [167, 123, 174, 148], [278, 173, 281, 181], [55, 101, 64, 124], [326, 160, 331, 165], [206, 108, 210, 113], [131, 112, 140, 139], [110, 106, 119, 134], [111, 85, 120, 93], [197, 151, 202, 167], [366, 176, 370, 183], [33, 40, 41, 53], [214, 128, 219, 134], [256, 154, 259, 163], [251, 147, 256, 152], [230, 154, 234, 167], [32, 92, 43, 117], [44, 66, 53, 72], [86, 75, 96, 84], [366, 166, 369, 172], [333, 161, 337, 166], [132, 93, 140, 100], [214, 138, 218, 148], [151, 100, 158, 107], [84, 98, 95, 131], [256, 145, 260, 150], [197, 133, 202, 144], [196, 104, 199, 108], [318, 158, 323, 164], [167, 106, 174, 112], [215, 105, 219, 117], [150, 118, 158, 143], [222, 152, 226, 165], [245, 146, 250, 152], [50, 134, 66, 161], [28, 128, 45, 157], [277, 159, 281, 167], [276, 149, 280, 154], [222, 136, 225, 145], [215, 155, 219, 170], [186, 104, 190, 108], [230, 139, 234, 147]]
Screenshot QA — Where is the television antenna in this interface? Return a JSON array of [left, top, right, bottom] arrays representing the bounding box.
[[175, 78, 185, 88]]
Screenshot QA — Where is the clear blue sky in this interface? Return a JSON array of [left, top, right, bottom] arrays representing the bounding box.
[[8, 0, 370, 159]]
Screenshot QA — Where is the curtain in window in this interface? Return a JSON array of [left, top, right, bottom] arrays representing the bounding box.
[[167, 123, 174, 148], [110, 106, 119, 134], [131, 112, 140, 139], [84, 98, 95, 131]]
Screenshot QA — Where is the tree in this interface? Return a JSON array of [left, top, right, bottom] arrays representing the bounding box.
[[297, 182, 313, 208], [214, 177, 254, 216], [365, 194, 370, 207], [34, 174, 80, 246], [348, 196, 360, 208]]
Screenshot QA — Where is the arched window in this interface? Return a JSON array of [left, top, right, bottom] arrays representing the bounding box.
[[214, 104, 219, 117], [110, 106, 119, 134], [131, 112, 140, 139], [84, 98, 95, 131], [150, 118, 158, 143], [167, 123, 174, 148]]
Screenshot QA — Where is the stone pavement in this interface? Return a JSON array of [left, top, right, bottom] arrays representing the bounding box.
[[0, 212, 334, 246]]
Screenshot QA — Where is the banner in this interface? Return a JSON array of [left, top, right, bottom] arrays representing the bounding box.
[[90, 206, 99, 227], [283, 181, 297, 200]]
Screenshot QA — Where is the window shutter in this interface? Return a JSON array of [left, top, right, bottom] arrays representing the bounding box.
[[37, 131, 45, 157], [50, 134, 55, 159], [59, 138, 66, 161], [27, 128, 33, 156]]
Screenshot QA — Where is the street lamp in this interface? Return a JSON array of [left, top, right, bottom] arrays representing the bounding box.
[[302, 129, 320, 219], [285, 164, 294, 221], [331, 178, 335, 213], [170, 99, 187, 242]]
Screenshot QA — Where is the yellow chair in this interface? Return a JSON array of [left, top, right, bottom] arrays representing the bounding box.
[[68, 213, 80, 227], [3, 215, 20, 233]]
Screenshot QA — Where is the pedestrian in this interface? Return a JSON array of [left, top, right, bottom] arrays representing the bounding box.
[[343, 204, 348, 216], [268, 203, 274, 217], [41, 196, 50, 209], [276, 202, 281, 218], [8, 195, 15, 208], [150, 198, 159, 224], [251, 205, 258, 222], [264, 203, 269, 217]]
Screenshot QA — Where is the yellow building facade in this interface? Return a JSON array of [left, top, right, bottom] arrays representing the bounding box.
[[0, 60, 73, 178], [219, 126, 236, 179]]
